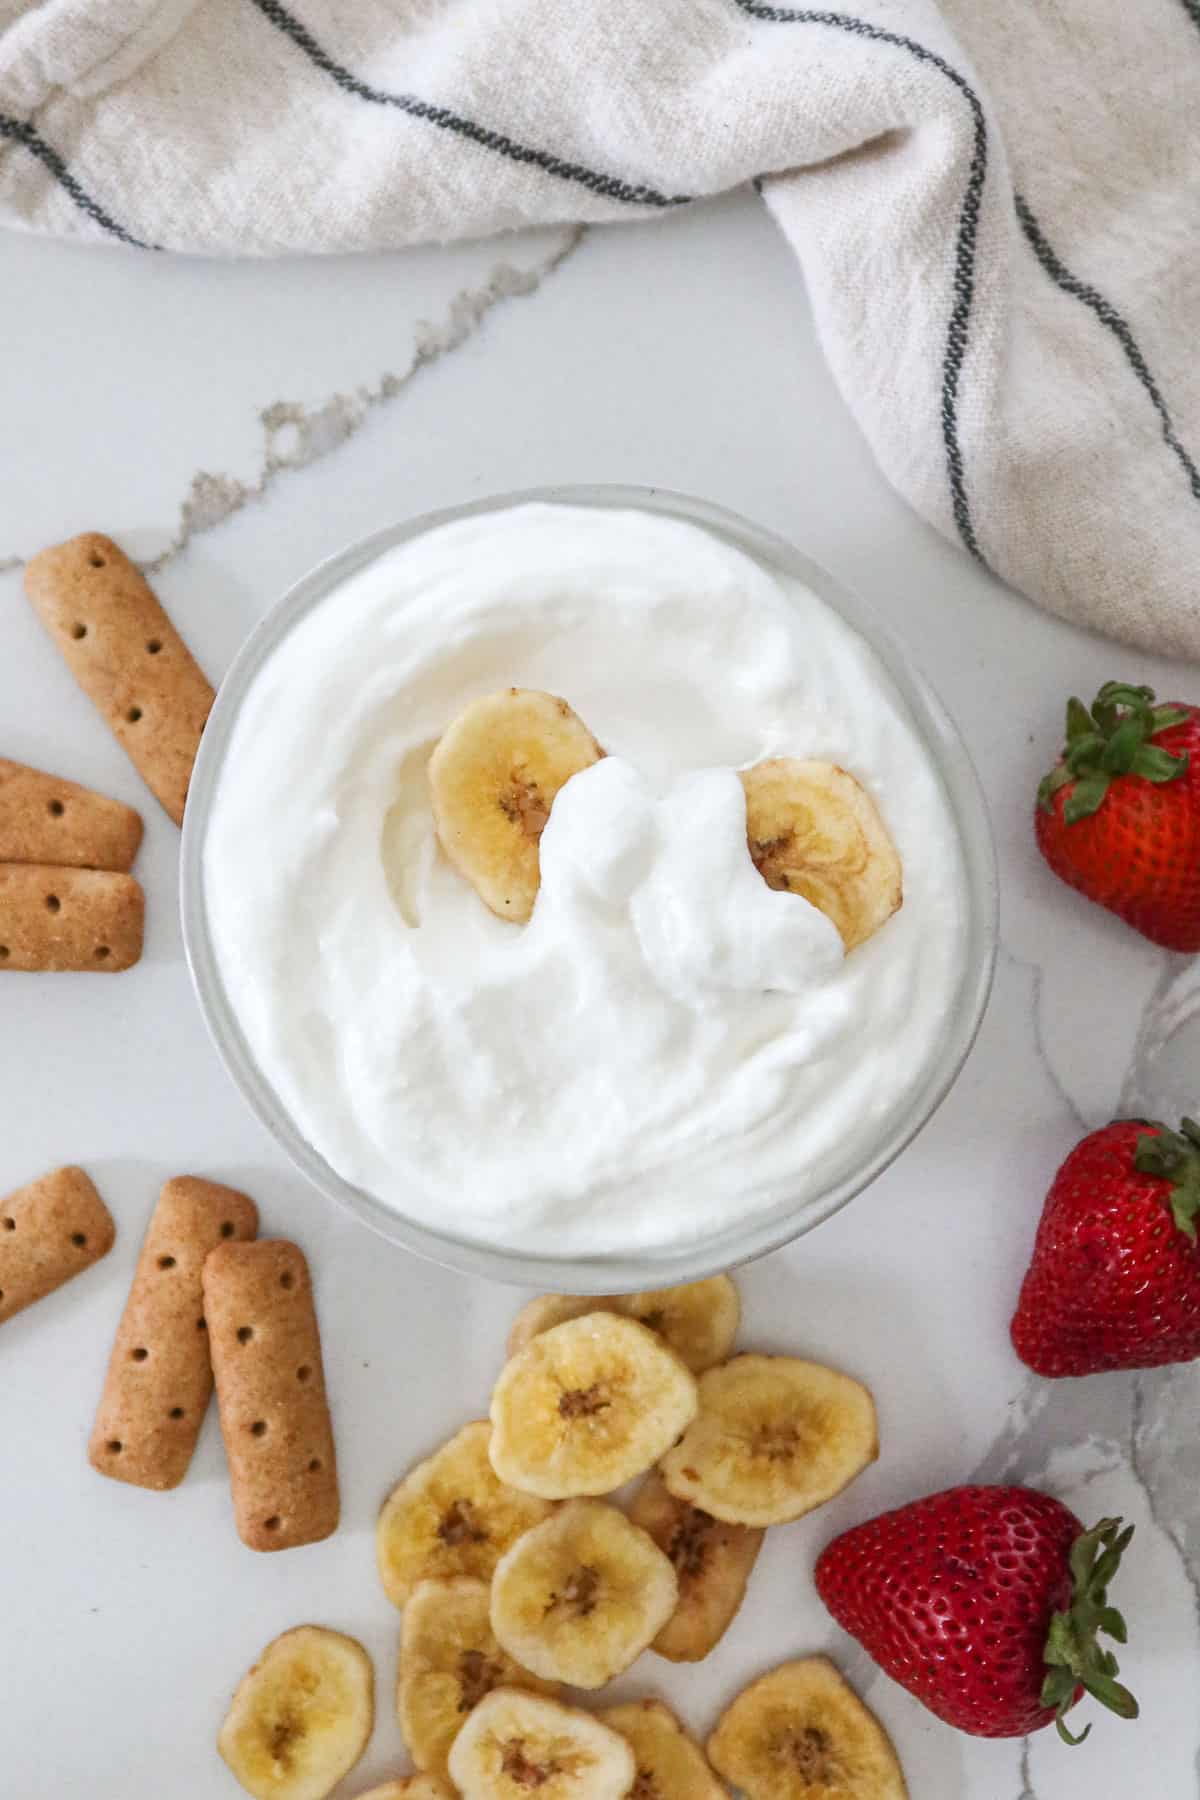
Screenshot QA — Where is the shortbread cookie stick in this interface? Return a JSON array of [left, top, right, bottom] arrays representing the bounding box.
[[0, 863, 143, 971], [0, 1167, 115, 1324], [0, 759, 142, 871], [89, 1178, 258, 1492], [24, 533, 215, 826], [203, 1240, 340, 1551]]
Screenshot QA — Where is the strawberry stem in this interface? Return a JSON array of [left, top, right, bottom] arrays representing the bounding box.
[[1134, 1119, 1200, 1241], [1038, 682, 1189, 821], [1041, 1517, 1138, 1744]]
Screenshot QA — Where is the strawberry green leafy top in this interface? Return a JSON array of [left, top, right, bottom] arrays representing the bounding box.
[[1135, 1117, 1200, 1241], [1038, 682, 1190, 823], [1041, 1516, 1138, 1743]]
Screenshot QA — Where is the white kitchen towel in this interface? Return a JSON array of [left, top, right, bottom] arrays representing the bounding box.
[[3, 0, 1199, 661]]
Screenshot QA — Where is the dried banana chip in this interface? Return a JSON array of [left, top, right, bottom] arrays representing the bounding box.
[[600, 1698, 726, 1797], [398, 1577, 558, 1776], [490, 1313, 698, 1499], [707, 1656, 908, 1799], [660, 1355, 877, 1527], [741, 758, 902, 951], [490, 1499, 678, 1687], [618, 1276, 739, 1374], [377, 1420, 554, 1607], [429, 688, 603, 922], [218, 1625, 373, 1800], [448, 1687, 635, 1799], [507, 1278, 738, 1375], [506, 1294, 618, 1360], [628, 1469, 764, 1661]]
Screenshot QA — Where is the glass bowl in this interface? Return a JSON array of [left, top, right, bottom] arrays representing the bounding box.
[[181, 486, 998, 1291]]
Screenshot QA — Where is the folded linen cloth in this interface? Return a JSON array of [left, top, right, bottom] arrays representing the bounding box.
[[3, 0, 1199, 660]]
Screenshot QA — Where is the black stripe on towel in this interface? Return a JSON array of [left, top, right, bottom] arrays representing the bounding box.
[[0, 114, 153, 249], [250, 0, 692, 211], [1015, 193, 1200, 502], [1178, 0, 1200, 30], [732, 2, 990, 565]]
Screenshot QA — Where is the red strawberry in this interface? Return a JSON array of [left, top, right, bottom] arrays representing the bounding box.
[[815, 1486, 1137, 1742], [1035, 680, 1200, 951], [1011, 1118, 1200, 1376]]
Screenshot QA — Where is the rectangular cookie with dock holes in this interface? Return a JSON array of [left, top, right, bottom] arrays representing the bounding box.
[[0, 759, 143, 871], [24, 533, 215, 826], [0, 863, 143, 971], [90, 1178, 259, 1491], [0, 1166, 115, 1324], [203, 1239, 340, 1551]]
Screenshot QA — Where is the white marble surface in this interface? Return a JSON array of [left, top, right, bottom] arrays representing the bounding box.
[[1, 192, 1197, 1799]]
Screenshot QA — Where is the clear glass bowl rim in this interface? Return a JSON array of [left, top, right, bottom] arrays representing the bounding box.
[[180, 484, 999, 1292]]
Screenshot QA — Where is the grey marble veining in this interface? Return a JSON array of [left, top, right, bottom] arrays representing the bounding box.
[[1121, 957, 1200, 1124], [143, 228, 585, 576]]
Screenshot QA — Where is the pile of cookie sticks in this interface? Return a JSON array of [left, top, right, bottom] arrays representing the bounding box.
[[2, 529, 214, 970], [2, 532, 341, 1552]]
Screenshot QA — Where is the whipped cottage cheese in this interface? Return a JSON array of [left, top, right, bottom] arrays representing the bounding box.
[[204, 504, 969, 1256]]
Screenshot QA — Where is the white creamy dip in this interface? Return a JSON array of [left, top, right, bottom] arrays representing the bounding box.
[[204, 503, 968, 1257]]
